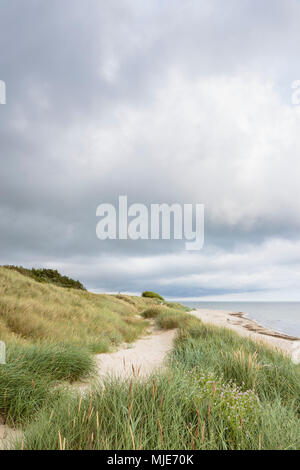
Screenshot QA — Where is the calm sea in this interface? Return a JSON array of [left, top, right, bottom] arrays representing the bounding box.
[[180, 301, 300, 338]]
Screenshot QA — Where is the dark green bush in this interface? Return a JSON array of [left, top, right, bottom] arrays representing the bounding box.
[[3, 266, 86, 291], [141, 291, 164, 301]]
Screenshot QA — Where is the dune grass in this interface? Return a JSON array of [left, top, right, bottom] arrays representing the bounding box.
[[14, 313, 300, 450], [173, 318, 300, 412], [1, 269, 299, 449], [0, 267, 151, 352], [141, 304, 190, 329], [0, 342, 96, 426], [0, 267, 156, 429]]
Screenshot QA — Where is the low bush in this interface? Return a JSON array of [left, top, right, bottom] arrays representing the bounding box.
[[2, 266, 86, 291], [142, 291, 164, 301]]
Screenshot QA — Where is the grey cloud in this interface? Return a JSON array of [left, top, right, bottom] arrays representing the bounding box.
[[1, 1, 300, 297]]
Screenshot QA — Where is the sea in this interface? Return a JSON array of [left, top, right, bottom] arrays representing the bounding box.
[[179, 301, 300, 338]]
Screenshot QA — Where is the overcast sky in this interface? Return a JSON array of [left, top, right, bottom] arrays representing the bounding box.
[[1, 0, 300, 300]]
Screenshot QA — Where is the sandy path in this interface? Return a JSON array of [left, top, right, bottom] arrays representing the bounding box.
[[190, 309, 300, 364], [94, 328, 176, 383]]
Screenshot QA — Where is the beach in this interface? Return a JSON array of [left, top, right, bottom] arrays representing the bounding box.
[[190, 309, 300, 364]]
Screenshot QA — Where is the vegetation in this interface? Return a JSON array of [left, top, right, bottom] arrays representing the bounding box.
[[142, 291, 164, 301], [2, 265, 86, 291], [18, 316, 300, 450], [0, 267, 299, 449], [0, 267, 150, 352], [0, 267, 150, 429], [0, 343, 93, 425]]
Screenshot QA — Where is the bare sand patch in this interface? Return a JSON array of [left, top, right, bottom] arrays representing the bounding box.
[[95, 328, 176, 382], [75, 327, 176, 394]]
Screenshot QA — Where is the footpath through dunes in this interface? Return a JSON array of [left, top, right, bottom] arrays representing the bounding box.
[[190, 308, 300, 364], [95, 327, 176, 381], [76, 326, 176, 392]]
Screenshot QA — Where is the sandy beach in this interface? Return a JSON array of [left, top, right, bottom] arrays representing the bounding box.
[[190, 309, 300, 364]]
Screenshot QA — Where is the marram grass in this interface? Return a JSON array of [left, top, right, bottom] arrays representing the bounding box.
[[15, 317, 300, 450], [0, 268, 299, 449]]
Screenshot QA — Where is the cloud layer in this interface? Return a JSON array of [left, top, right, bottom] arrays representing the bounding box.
[[1, 0, 300, 299]]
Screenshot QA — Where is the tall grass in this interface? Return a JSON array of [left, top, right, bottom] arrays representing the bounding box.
[[17, 316, 300, 450], [141, 304, 190, 329], [1, 271, 299, 450], [0, 267, 157, 431], [0, 267, 150, 352], [0, 342, 95, 425], [20, 369, 299, 450], [173, 320, 300, 412]]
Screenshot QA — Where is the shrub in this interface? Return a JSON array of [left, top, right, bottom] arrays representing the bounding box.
[[2, 266, 86, 291], [142, 291, 164, 301]]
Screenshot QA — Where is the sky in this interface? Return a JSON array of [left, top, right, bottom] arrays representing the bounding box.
[[1, 0, 300, 300]]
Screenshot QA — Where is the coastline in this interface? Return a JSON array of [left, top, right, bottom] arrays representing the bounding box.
[[190, 308, 300, 364]]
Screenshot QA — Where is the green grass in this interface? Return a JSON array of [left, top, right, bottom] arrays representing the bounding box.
[[1, 270, 299, 450], [173, 319, 300, 412], [0, 342, 95, 426], [0, 267, 151, 352], [7, 342, 95, 382], [13, 315, 300, 450], [19, 366, 299, 450], [155, 309, 190, 330], [0, 267, 158, 432], [141, 304, 189, 327]]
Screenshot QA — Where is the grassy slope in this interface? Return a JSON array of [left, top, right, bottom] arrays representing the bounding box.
[[0, 268, 299, 449], [0, 267, 158, 427], [0, 267, 153, 352], [21, 311, 300, 450]]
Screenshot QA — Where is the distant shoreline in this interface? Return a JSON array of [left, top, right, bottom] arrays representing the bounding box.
[[228, 311, 299, 341], [179, 300, 300, 338], [190, 308, 300, 364]]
